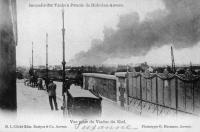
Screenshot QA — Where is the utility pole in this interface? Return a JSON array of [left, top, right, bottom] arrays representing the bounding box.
[[46, 33, 48, 79], [171, 46, 176, 73], [32, 42, 34, 69], [190, 61, 192, 71], [62, 9, 66, 95]]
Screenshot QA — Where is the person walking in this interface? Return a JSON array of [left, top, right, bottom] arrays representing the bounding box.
[[47, 80, 58, 111]]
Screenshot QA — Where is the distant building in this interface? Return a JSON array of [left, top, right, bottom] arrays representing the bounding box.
[[54, 65, 62, 70]]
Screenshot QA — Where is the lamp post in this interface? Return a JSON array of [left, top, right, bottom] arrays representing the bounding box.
[[62, 9, 66, 95], [32, 42, 34, 70], [46, 33, 48, 80]]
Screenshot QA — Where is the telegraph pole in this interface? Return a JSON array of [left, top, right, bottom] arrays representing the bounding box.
[[46, 33, 48, 79], [62, 9, 66, 95], [32, 42, 34, 69], [171, 46, 176, 73]]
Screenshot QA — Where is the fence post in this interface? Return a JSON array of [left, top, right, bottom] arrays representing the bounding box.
[[163, 80, 165, 106], [184, 82, 186, 111], [126, 72, 129, 106], [115, 75, 121, 106], [115, 73, 127, 108], [83, 75, 85, 89], [151, 79, 152, 102], [193, 82, 195, 112], [140, 72, 142, 115], [119, 82, 125, 108], [146, 77, 147, 101], [169, 80, 171, 108], [175, 75, 178, 114], [156, 72, 158, 116]]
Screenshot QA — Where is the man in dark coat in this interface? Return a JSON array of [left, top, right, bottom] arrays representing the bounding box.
[[37, 78, 43, 90], [62, 79, 72, 95], [47, 80, 58, 110], [44, 77, 50, 90]]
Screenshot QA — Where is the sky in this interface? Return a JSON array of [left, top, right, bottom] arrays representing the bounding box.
[[16, 0, 200, 67]]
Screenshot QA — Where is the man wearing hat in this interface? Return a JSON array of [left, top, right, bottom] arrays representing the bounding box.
[[47, 80, 58, 110]]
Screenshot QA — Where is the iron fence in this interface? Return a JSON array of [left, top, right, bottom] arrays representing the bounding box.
[[127, 72, 200, 116]]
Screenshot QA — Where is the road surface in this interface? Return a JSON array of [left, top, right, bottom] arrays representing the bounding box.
[[17, 79, 138, 120]]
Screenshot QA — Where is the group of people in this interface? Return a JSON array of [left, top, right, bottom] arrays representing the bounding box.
[[24, 76, 38, 87], [26, 77, 59, 111], [25, 77, 73, 111]]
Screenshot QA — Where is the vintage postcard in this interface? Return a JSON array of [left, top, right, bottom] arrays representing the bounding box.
[[0, 0, 200, 131]]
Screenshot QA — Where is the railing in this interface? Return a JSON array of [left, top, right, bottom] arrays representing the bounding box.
[[82, 72, 200, 116], [127, 71, 200, 116]]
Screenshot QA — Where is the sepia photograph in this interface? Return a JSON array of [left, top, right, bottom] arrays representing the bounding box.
[[0, 0, 200, 131]]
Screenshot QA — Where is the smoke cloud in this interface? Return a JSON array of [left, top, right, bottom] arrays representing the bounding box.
[[70, 0, 200, 66]]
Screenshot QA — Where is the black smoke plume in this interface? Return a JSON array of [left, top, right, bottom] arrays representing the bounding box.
[[70, 0, 200, 65]]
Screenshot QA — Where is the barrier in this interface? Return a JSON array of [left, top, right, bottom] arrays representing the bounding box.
[[82, 71, 200, 116], [127, 71, 200, 116], [83, 73, 117, 102]]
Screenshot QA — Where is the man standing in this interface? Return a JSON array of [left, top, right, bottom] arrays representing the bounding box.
[[63, 79, 72, 94], [47, 80, 58, 111], [44, 77, 50, 90], [37, 78, 43, 90]]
